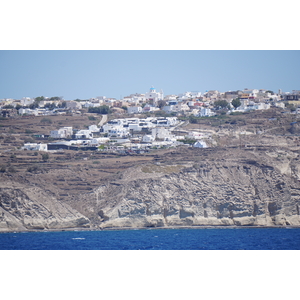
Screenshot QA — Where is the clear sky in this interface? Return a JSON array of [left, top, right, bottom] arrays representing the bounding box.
[[0, 50, 299, 100]]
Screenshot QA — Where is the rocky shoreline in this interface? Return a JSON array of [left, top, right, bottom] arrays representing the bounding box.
[[2, 224, 300, 235]]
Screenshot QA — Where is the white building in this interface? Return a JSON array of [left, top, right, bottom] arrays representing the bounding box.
[[142, 135, 155, 143], [155, 117, 178, 127], [66, 101, 82, 110], [145, 87, 164, 105], [177, 92, 193, 101], [190, 91, 202, 98], [108, 128, 130, 138], [18, 108, 39, 116], [242, 88, 259, 97], [75, 130, 93, 139], [102, 119, 129, 133], [123, 93, 146, 104], [164, 95, 177, 101], [127, 106, 142, 114], [23, 143, 48, 151], [152, 127, 172, 139], [142, 104, 160, 113], [186, 131, 206, 140], [50, 127, 73, 139], [197, 107, 214, 117], [162, 105, 176, 113], [273, 101, 285, 109], [89, 125, 99, 132], [89, 137, 110, 146], [21, 97, 34, 106], [193, 141, 208, 148]]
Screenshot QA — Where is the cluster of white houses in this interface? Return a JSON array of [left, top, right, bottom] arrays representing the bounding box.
[[2, 88, 300, 117], [4, 86, 300, 153], [22, 115, 209, 152]]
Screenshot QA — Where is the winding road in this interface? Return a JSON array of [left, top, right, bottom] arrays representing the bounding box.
[[98, 114, 108, 127]]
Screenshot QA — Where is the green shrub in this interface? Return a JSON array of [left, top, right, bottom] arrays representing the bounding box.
[[27, 165, 42, 173], [42, 153, 49, 161], [40, 117, 52, 124], [7, 166, 17, 173], [88, 105, 111, 114]]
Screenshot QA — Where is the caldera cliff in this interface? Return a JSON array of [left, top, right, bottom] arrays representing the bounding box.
[[1, 146, 300, 232]]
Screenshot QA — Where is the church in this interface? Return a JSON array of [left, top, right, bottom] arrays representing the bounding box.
[[145, 86, 164, 106]]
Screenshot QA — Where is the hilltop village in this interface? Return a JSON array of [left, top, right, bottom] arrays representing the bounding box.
[[1, 87, 300, 154], [2, 86, 300, 231]]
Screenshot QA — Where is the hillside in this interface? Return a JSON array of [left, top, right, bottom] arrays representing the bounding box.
[[1, 108, 300, 231]]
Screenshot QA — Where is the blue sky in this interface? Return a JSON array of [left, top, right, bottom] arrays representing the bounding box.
[[0, 50, 299, 100]]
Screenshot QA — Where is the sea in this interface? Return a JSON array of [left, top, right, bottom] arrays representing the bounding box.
[[1, 227, 300, 250]]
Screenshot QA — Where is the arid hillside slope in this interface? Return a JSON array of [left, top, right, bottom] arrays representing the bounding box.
[[1, 109, 300, 231]]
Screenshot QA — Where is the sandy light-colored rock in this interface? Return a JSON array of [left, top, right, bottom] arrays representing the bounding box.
[[0, 183, 90, 232], [1, 147, 300, 231], [87, 148, 300, 229]]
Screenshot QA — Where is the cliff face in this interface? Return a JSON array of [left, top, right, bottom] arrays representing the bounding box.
[[0, 183, 90, 232], [80, 148, 300, 229], [1, 147, 300, 232]]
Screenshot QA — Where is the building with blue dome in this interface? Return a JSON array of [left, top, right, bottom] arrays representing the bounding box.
[[145, 86, 164, 106]]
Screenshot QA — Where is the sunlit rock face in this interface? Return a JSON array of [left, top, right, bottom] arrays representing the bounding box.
[[1, 147, 300, 231], [91, 156, 300, 229], [0, 185, 90, 232]]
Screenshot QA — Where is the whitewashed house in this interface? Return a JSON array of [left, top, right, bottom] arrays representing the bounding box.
[[152, 127, 172, 139], [142, 104, 160, 113], [164, 95, 177, 101], [66, 101, 82, 110], [190, 91, 202, 98], [18, 108, 39, 116], [162, 105, 176, 113], [127, 106, 142, 114], [274, 101, 285, 109], [89, 137, 110, 146], [23, 143, 48, 151], [75, 130, 93, 139], [186, 131, 205, 140], [164, 102, 190, 113], [102, 119, 127, 133], [89, 125, 99, 132], [123, 93, 146, 104], [142, 135, 155, 143], [21, 97, 34, 106], [193, 141, 208, 148], [177, 92, 192, 101], [108, 128, 130, 138], [50, 127, 73, 138], [155, 117, 178, 127], [197, 107, 214, 117]]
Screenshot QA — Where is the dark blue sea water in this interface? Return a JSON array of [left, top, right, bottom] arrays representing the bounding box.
[[0, 227, 300, 250]]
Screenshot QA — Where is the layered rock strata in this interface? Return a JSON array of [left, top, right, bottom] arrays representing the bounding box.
[[87, 156, 300, 228], [0, 184, 90, 232], [1, 147, 300, 231]]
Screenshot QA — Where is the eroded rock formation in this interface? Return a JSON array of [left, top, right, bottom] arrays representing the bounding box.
[[0, 184, 90, 232], [1, 147, 300, 232], [95, 164, 300, 228]]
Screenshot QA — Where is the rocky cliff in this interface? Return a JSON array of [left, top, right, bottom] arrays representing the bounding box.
[[1, 146, 300, 232], [75, 147, 300, 229], [0, 182, 90, 232]]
